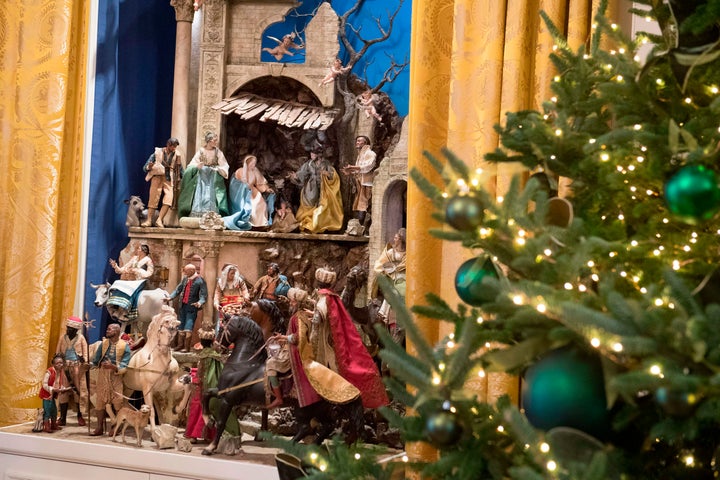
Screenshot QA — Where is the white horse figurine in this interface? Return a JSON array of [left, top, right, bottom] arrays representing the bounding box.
[[91, 281, 168, 337], [123, 305, 192, 431]]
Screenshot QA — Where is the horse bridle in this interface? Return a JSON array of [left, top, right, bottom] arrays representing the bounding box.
[[215, 320, 232, 352], [157, 323, 175, 348]]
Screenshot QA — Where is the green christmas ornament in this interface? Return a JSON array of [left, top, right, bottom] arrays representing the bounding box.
[[445, 195, 484, 231], [424, 409, 463, 448], [522, 346, 610, 440], [454, 257, 499, 306], [664, 165, 720, 223], [655, 386, 701, 417]]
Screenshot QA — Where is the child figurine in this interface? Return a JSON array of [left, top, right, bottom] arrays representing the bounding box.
[[270, 199, 299, 233], [359, 89, 383, 123], [319, 58, 350, 86], [38, 353, 73, 433]]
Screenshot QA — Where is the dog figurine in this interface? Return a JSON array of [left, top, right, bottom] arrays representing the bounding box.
[[111, 404, 151, 447]]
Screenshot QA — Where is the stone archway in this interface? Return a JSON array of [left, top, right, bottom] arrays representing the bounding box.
[[219, 75, 341, 211], [379, 179, 407, 245]]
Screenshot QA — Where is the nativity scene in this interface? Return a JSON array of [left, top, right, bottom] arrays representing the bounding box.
[[2, 0, 409, 473]]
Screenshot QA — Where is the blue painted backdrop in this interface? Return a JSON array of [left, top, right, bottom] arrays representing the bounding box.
[[84, 0, 411, 342]]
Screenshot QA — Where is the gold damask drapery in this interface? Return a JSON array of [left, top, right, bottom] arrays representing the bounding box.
[[0, 1, 89, 426], [405, 0, 620, 462]]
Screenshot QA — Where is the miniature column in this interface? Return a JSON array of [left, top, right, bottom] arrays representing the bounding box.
[[169, 0, 195, 161], [192, 240, 222, 344], [163, 239, 184, 290]]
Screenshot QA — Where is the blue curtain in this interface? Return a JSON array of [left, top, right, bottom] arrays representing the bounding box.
[[84, 0, 175, 342]]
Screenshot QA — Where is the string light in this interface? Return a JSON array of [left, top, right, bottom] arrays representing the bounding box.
[[540, 442, 550, 453], [591, 337, 601, 347]]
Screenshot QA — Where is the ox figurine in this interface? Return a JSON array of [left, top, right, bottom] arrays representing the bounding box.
[[125, 195, 148, 227]]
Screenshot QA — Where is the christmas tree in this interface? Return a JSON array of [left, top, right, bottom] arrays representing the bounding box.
[[269, 0, 720, 478]]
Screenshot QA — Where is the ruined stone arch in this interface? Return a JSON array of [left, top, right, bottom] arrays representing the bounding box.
[[380, 179, 407, 244]]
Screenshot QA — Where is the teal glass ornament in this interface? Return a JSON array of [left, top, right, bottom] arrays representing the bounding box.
[[664, 165, 720, 223], [445, 195, 484, 231], [522, 346, 610, 439], [454, 257, 498, 306], [655, 386, 700, 417]]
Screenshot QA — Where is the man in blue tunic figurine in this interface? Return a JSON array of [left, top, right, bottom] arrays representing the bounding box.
[[166, 264, 208, 352]]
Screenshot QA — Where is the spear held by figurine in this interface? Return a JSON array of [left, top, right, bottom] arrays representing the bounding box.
[[84, 312, 94, 435]]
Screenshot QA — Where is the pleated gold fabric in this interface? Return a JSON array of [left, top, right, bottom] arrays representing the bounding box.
[[406, 0, 619, 463], [0, 0, 88, 426]]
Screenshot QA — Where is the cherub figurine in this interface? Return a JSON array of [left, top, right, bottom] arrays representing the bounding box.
[[358, 89, 383, 123], [263, 33, 304, 61], [319, 58, 351, 86]]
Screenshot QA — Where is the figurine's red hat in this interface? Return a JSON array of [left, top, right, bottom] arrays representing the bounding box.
[[65, 316, 83, 329]]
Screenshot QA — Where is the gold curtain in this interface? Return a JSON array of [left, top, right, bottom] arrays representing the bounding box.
[[0, 0, 88, 426], [406, 0, 619, 463]]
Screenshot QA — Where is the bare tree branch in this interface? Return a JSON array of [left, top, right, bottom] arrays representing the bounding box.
[[339, 0, 404, 69], [372, 53, 409, 92]]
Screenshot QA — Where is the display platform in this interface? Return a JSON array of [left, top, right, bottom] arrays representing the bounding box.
[[0, 419, 280, 480]]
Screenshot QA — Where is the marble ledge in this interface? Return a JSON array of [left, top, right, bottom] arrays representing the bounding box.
[[128, 226, 369, 244]]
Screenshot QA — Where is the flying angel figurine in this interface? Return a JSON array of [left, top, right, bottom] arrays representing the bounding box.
[[262, 32, 305, 61], [319, 58, 351, 86], [358, 89, 383, 123]]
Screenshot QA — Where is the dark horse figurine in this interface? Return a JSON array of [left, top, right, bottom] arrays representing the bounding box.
[[201, 299, 364, 455], [201, 309, 269, 456], [340, 264, 382, 354]]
